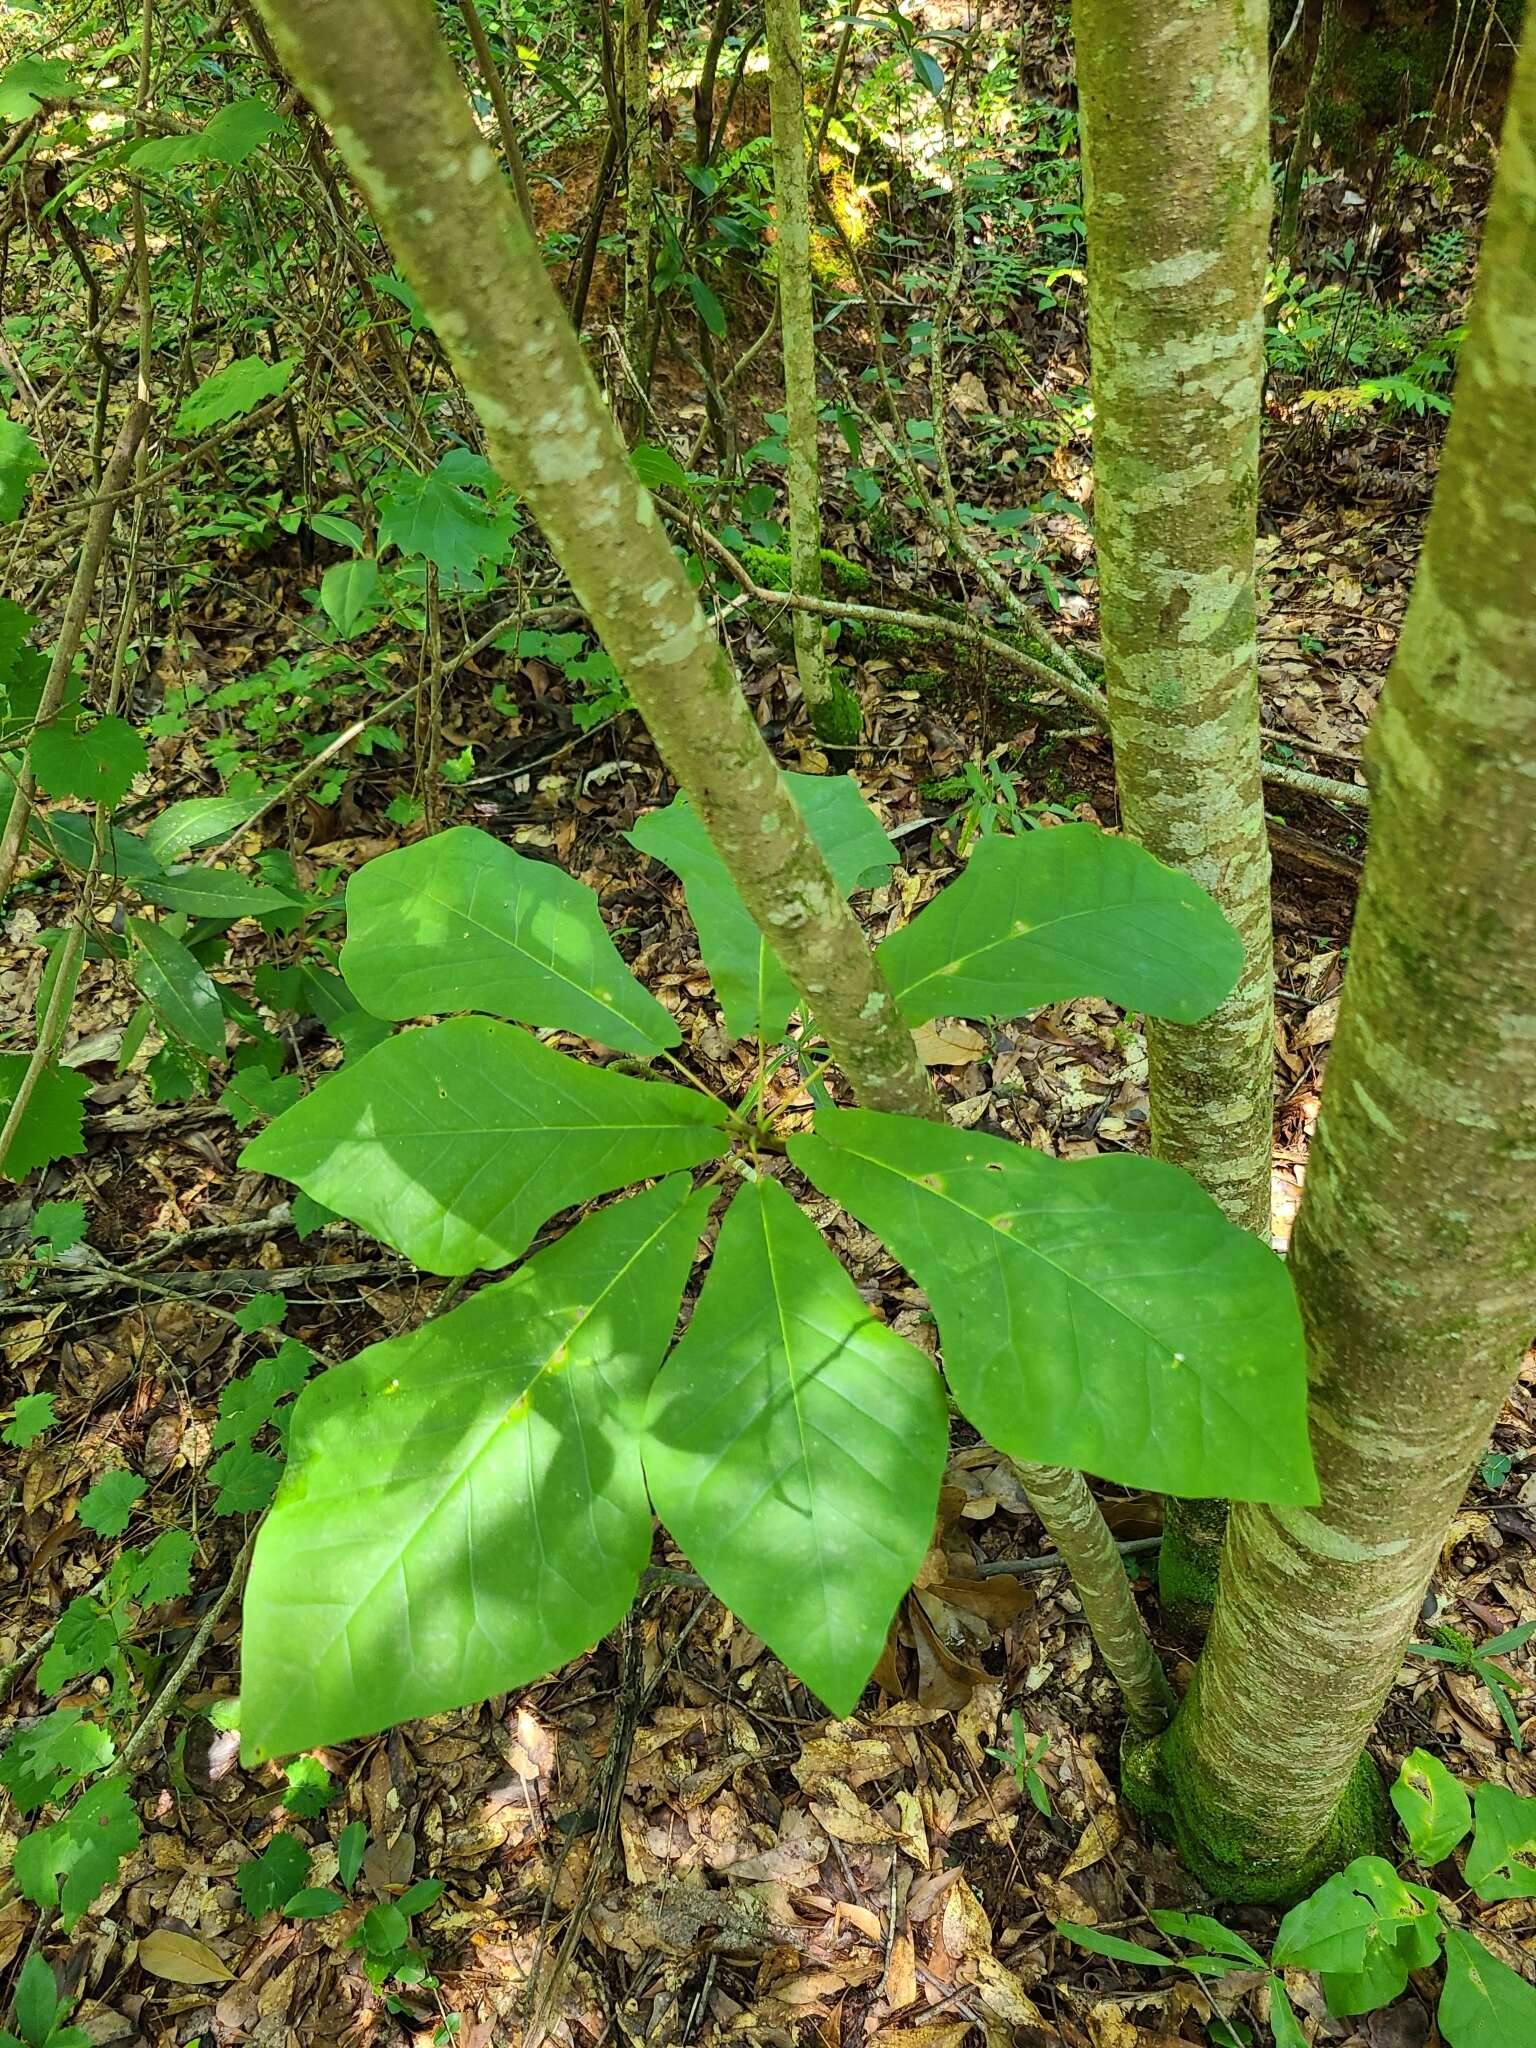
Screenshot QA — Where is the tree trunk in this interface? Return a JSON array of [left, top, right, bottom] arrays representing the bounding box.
[[764, 0, 855, 743], [619, 0, 654, 433], [1276, 0, 1342, 267], [251, 0, 1174, 1743], [1074, 0, 1277, 1633], [1131, 22, 1536, 1904]]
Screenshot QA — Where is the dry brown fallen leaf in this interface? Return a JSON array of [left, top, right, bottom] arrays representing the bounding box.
[[912, 1019, 989, 1066], [136, 1927, 234, 1985], [1061, 1801, 1125, 1876]]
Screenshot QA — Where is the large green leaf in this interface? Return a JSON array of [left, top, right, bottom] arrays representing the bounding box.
[[175, 356, 296, 436], [241, 1177, 707, 1759], [239, 1016, 728, 1274], [0, 1057, 89, 1180], [878, 825, 1242, 1027], [0, 417, 43, 522], [341, 827, 678, 1054], [791, 1110, 1315, 1503], [643, 1176, 946, 1715], [1465, 1782, 1536, 1900], [1272, 1857, 1441, 2018], [629, 774, 896, 1040], [1391, 1749, 1472, 1867], [1439, 1927, 1536, 2048], [377, 455, 517, 589]]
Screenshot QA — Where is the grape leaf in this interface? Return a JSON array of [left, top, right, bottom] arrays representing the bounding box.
[[236, 1832, 309, 1918], [13, 1774, 140, 1931], [4, 1391, 55, 1445], [29, 716, 147, 807], [0, 1057, 90, 1180], [643, 1176, 947, 1715], [239, 1015, 728, 1275], [629, 774, 896, 1039], [240, 1176, 708, 1758], [175, 356, 296, 436], [0, 1709, 115, 1814], [878, 825, 1242, 1028], [377, 456, 517, 589], [78, 1470, 145, 1538], [791, 1109, 1316, 1503], [340, 826, 678, 1054]]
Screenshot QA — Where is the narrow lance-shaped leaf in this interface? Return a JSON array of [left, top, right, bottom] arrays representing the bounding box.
[[341, 826, 678, 1054], [791, 1110, 1316, 1504], [878, 825, 1243, 1027], [629, 773, 897, 1040], [643, 1175, 948, 1715], [241, 1176, 709, 1759], [239, 1015, 727, 1274], [128, 916, 226, 1058]]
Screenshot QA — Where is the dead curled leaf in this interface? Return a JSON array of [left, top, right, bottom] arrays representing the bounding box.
[[1061, 1801, 1125, 1876], [137, 1927, 234, 1984]]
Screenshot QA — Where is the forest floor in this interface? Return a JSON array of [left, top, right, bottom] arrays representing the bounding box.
[[3, 6, 1535, 2046]]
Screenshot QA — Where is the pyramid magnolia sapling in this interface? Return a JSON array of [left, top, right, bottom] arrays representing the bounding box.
[[237, 790, 1313, 1759]]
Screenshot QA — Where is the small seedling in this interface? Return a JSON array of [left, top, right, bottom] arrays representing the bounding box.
[[986, 1708, 1053, 1816], [1411, 1621, 1536, 1748]]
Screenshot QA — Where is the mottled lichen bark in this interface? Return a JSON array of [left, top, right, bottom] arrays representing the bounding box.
[[1144, 26, 1536, 1902], [619, 0, 654, 433], [252, 0, 926, 1116], [1276, 0, 1342, 266], [764, 0, 856, 744], [1018, 1465, 1176, 1737], [254, 0, 1178, 1742], [1074, 0, 1276, 1632]]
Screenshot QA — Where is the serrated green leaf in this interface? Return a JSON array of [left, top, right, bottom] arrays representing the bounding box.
[[234, 1291, 287, 1334], [29, 716, 147, 807], [1391, 1748, 1472, 1866], [128, 917, 225, 1058], [32, 1199, 87, 1253], [140, 866, 292, 920], [241, 1176, 707, 1758], [1465, 1781, 1536, 1900], [143, 796, 256, 864], [319, 557, 381, 637], [236, 1832, 309, 1918], [4, 1390, 56, 1445], [0, 1709, 115, 1814], [1439, 1925, 1536, 2048], [790, 1110, 1315, 1502], [282, 1756, 335, 1817], [37, 1599, 119, 1694], [377, 457, 516, 588], [239, 1016, 728, 1275], [629, 775, 897, 1039], [209, 1441, 283, 1516], [0, 416, 44, 521], [131, 98, 285, 171], [0, 1057, 90, 1181], [878, 826, 1242, 1028], [13, 1774, 140, 1931], [175, 356, 296, 436], [643, 1177, 946, 1715], [78, 1470, 145, 1538], [340, 826, 678, 1054], [127, 1526, 194, 1604], [219, 1068, 304, 1129], [212, 1340, 313, 1449]]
